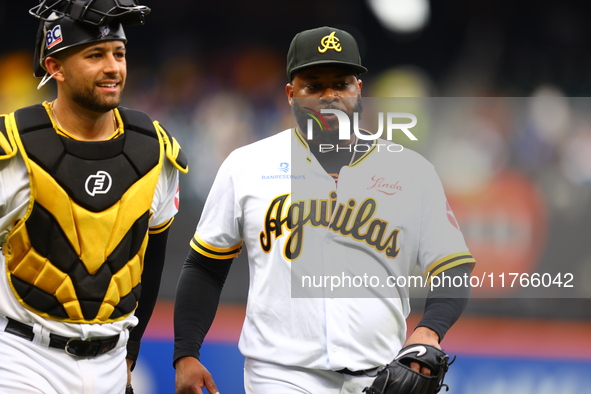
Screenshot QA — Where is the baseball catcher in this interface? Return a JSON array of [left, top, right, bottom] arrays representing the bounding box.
[[364, 344, 454, 394], [0, 1, 187, 393]]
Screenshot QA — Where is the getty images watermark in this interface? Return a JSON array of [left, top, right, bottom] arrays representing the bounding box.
[[304, 108, 418, 152]]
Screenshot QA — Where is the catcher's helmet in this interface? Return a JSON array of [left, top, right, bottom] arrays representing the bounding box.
[[30, 0, 150, 78], [30, 0, 150, 26]]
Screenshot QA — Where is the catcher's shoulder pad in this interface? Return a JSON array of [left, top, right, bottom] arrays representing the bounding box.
[[0, 114, 19, 160], [117, 108, 188, 174], [155, 123, 188, 174], [118, 107, 155, 136], [8, 104, 58, 162]]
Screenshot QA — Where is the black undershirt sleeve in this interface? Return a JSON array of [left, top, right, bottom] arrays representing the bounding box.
[[130, 229, 170, 343], [173, 249, 233, 366], [127, 229, 170, 367], [416, 263, 473, 342]]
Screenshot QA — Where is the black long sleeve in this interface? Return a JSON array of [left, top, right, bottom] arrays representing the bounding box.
[[173, 249, 233, 366], [126, 229, 170, 367], [130, 228, 170, 343], [416, 263, 473, 341], [129, 229, 169, 342]]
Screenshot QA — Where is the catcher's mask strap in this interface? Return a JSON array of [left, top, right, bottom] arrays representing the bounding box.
[[37, 70, 61, 90]]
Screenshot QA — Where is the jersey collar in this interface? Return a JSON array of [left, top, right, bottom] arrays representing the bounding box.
[[292, 127, 378, 167]]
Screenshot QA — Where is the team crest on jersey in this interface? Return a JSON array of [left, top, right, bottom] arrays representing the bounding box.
[[260, 192, 401, 260]]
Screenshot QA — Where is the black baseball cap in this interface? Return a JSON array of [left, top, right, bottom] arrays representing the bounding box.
[[287, 26, 368, 81]]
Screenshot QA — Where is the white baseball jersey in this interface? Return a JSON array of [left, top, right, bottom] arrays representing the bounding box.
[[192, 128, 475, 371], [0, 121, 180, 339]]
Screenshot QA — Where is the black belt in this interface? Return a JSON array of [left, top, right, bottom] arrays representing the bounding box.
[[337, 367, 381, 376], [4, 317, 120, 357]]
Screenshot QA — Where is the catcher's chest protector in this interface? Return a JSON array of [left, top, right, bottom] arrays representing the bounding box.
[[2, 104, 164, 324]]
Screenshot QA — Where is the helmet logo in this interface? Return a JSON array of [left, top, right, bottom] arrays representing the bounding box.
[[46, 25, 63, 50], [99, 25, 110, 39], [318, 31, 342, 53]]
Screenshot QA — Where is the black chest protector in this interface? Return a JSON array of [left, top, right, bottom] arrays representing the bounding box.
[[2, 104, 178, 324]]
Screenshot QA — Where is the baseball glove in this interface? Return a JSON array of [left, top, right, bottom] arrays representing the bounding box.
[[363, 344, 454, 394]]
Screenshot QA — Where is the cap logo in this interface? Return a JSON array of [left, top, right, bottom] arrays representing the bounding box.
[[99, 25, 110, 38], [46, 25, 63, 50], [318, 31, 342, 53]]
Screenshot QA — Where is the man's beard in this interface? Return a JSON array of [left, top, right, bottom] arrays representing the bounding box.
[[293, 95, 363, 145], [71, 85, 123, 113]]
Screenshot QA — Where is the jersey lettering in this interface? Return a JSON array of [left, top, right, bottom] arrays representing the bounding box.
[[260, 192, 401, 260]]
